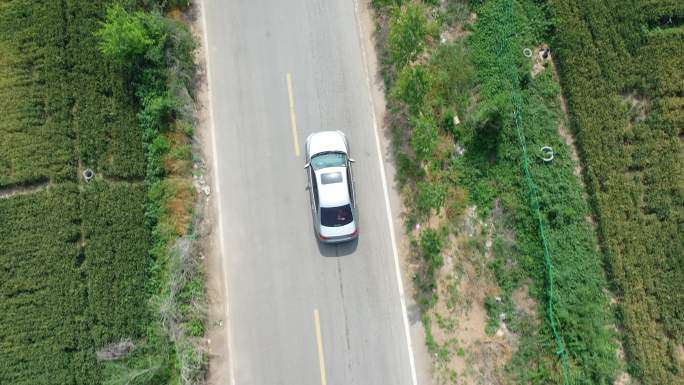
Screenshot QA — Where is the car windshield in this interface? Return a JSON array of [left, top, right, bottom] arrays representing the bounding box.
[[310, 152, 346, 171], [320, 204, 353, 227]]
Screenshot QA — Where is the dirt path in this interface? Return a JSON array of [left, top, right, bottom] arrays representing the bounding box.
[[0, 180, 49, 199], [185, 3, 232, 384]]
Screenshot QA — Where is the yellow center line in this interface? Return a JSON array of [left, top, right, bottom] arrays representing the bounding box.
[[286, 73, 301, 157], [313, 309, 328, 385]]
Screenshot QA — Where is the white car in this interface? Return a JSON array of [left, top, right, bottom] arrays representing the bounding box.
[[304, 131, 358, 243]]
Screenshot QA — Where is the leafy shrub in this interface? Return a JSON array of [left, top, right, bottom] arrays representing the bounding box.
[[387, 3, 433, 68], [410, 113, 439, 161], [96, 5, 156, 65], [139, 93, 178, 139], [371, 0, 406, 11], [391, 64, 432, 114], [416, 180, 447, 216], [419, 228, 445, 287]]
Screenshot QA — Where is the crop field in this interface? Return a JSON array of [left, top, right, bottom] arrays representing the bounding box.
[[0, 0, 201, 383], [0, 183, 149, 385], [0, 185, 97, 385], [0, 0, 145, 187], [0, 2, 74, 186], [548, 0, 684, 383]]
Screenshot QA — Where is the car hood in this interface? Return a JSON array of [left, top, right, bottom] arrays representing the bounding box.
[[308, 131, 347, 157], [320, 221, 357, 238]]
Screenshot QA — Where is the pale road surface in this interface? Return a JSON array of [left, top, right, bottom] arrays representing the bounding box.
[[202, 1, 418, 384]]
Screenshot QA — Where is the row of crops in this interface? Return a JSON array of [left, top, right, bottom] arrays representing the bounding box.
[[548, 0, 684, 383], [1, 0, 201, 383]]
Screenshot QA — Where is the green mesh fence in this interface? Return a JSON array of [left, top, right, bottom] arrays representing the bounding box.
[[494, 0, 571, 383]]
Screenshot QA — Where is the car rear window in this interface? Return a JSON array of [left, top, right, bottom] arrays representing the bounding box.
[[320, 204, 353, 227]]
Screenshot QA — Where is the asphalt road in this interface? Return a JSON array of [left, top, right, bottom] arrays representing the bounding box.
[[201, 1, 416, 384]]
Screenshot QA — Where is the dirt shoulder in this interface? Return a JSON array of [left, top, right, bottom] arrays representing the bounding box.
[[187, 2, 231, 384]]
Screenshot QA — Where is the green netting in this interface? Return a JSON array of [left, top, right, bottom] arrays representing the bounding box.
[[495, 0, 571, 383]]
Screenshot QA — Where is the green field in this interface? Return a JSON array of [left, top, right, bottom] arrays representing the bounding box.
[[548, 1, 684, 383], [0, 0, 149, 382], [0, 183, 148, 384], [0, 1, 74, 186], [0, 0, 201, 383]]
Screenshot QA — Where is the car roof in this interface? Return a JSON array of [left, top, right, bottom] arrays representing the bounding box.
[[315, 166, 350, 207]]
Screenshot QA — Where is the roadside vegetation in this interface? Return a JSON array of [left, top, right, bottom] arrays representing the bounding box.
[[0, 1, 205, 384], [372, 0, 621, 383]]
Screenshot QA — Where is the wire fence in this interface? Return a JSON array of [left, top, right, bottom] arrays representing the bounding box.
[[495, 0, 571, 383]]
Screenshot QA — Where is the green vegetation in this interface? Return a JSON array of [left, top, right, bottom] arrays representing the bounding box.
[[83, 182, 150, 346], [0, 1, 203, 384], [0, 185, 97, 384], [547, 1, 684, 383], [374, 0, 619, 383], [0, 2, 75, 186]]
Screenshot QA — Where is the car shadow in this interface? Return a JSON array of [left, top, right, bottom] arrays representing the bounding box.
[[317, 237, 358, 257]]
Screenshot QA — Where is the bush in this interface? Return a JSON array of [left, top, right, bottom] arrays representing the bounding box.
[[419, 228, 445, 286], [387, 3, 433, 68], [416, 180, 447, 216], [96, 5, 156, 65], [391, 64, 432, 114], [410, 113, 439, 161]]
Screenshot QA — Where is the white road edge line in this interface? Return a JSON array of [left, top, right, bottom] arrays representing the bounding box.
[[199, 2, 237, 385], [351, 1, 419, 385]]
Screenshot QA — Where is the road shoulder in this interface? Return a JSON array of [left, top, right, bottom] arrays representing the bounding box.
[[352, 1, 435, 384]]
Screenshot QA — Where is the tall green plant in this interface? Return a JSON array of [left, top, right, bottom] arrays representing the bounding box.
[[96, 5, 156, 64], [387, 3, 433, 68]]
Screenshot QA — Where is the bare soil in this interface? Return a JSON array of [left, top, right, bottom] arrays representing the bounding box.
[[412, 206, 522, 385], [0, 180, 49, 199]]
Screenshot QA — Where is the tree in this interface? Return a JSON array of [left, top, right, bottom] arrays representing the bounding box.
[[96, 5, 155, 65]]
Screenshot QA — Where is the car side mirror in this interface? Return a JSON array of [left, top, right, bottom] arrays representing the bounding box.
[[304, 163, 310, 169], [349, 158, 356, 163]]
